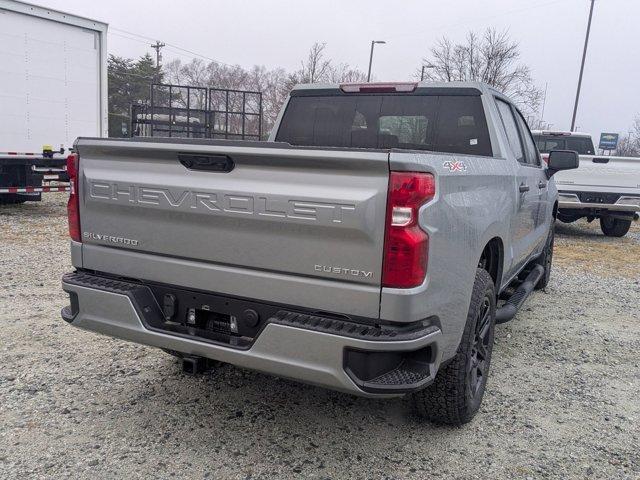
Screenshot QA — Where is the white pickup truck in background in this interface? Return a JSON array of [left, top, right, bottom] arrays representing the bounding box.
[[532, 130, 640, 237]]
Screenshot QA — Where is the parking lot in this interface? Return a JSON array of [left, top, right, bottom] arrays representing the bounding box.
[[1, 194, 639, 479]]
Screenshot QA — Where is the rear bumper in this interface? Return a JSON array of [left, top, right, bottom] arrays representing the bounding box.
[[558, 191, 640, 214], [61, 272, 443, 397]]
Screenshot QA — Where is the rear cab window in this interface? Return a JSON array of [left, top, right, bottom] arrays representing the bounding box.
[[533, 134, 595, 155], [275, 91, 493, 156]]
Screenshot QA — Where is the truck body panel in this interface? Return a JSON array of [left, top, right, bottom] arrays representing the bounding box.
[[0, 0, 108, 152], [0, 0, 107, 202]]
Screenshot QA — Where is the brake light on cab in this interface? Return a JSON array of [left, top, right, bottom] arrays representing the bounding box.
[[340, 82, 417, 94], [382, 172, 435, 288], [66, 153, 81, 242]]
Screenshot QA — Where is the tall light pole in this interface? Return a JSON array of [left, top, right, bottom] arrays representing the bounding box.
[[570, 0, 595, 132], [367, 40, 386, 82]]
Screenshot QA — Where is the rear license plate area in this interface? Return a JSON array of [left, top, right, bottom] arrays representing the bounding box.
[[186, 308, 237, 335], [139, 283, 283, 348]]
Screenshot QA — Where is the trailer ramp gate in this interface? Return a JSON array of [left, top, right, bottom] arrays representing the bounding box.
[[131, 84, 263, 140]]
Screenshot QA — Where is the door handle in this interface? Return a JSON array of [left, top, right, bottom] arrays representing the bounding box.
[[538, 181, 547, 189], [519, 183, 530, 193]]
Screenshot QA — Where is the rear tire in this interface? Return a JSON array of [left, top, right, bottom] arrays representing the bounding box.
[[600, 217, 631, 237], [412, 269, 496, 425], [534, 228, 554, 290]]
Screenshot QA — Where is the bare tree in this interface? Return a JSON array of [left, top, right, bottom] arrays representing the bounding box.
[[162, 42, 367, 136], [165, 59, 297, 136], [298, 42, 332, 83], [296, 42, 367, 84], [327, 63, 368, 83], [616, 116, 640, 157], [419, 28, 542, 115]]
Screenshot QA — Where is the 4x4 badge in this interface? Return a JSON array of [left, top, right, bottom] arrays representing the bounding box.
[[443, 160, 467, 172]]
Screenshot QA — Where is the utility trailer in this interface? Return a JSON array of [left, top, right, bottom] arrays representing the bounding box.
[[131, 83, 263, 140], [0, 0, 107, 204]]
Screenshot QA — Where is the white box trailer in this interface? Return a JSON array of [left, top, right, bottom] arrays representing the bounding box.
[[0, 0, 107, 203]]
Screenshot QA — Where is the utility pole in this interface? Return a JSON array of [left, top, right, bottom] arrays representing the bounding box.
[[150, 40, 166, 70], [367, 40, 386, 82], [570, 0, 595, 132]]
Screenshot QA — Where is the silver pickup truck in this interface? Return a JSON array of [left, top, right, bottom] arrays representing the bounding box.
[[61, 81, 577, 425]]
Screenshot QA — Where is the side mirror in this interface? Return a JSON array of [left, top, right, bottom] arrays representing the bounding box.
[[547, 150, 579, 178]]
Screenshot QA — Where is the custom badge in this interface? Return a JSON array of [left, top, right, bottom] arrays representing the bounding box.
[[443, 160, 467, 172]]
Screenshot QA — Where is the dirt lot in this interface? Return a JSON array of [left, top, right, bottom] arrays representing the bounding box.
[[1, 194, 639, 479]]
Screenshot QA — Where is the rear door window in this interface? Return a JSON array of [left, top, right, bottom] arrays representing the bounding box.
[[514, 111, 540, 166], [495, 99, 525, 163], [275, 93, 493, 156]]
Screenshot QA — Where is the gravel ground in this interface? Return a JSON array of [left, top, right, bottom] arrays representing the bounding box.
[[1, 194, 639, 479]]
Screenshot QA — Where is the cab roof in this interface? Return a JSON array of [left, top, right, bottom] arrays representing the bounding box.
[[290, 80, 496, 97]]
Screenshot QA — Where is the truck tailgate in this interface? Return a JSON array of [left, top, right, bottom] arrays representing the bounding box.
[[76, 138, 389, 315], [554, 155, 640, 193]]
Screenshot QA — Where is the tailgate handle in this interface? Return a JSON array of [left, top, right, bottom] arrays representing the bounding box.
[[178, 153, 234, 172], [592, 157, 610, 164]]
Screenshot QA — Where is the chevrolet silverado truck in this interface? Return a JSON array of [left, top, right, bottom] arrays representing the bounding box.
[[61, 82, 578, 425], [532, 130, 640, 237]]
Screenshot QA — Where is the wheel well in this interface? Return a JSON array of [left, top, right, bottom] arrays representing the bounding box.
[[478, 238, 503, 289], [552, 201, 559, 220]]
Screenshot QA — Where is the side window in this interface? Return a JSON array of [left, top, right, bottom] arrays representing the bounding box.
[[514, 110, 540, 166], [495, 99, 525, 163]]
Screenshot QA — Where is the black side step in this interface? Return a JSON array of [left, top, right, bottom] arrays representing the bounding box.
[[495, 265, 544, 324]]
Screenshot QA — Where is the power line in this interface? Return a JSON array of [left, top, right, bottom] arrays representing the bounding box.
[[109, 33, 232, 68], [110, 27, 234, 67]]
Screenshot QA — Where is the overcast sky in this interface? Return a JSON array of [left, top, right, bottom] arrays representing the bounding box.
[[32, 0, 640, 139]]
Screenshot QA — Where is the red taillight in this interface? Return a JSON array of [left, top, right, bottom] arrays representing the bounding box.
[[382, 172, 435, 288], [66, 153, 81, 242]]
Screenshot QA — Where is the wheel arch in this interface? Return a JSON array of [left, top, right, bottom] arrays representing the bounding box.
[[478, 237, 504, 292]]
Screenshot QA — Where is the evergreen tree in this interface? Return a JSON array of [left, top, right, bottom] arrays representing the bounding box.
[[107, 53, 162, 137]]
